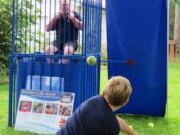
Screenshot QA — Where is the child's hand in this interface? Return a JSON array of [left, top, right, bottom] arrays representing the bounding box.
[[59, 119, 67, 128], [129, 130, 138, 135]]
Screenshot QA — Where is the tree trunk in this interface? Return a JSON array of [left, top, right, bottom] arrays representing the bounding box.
[[174, 4, 180, 55]]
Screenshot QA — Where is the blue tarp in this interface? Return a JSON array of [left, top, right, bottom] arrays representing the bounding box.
[[106, 0, 167, 116]]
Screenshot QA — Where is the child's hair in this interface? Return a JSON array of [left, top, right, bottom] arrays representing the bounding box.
[[102, 76, 132, 107]]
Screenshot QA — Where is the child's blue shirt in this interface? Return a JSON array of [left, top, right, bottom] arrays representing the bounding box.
[[56, 95, 120, 135]]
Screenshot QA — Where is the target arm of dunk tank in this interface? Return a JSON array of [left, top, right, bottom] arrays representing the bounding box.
[[101, 59, 135, 65]]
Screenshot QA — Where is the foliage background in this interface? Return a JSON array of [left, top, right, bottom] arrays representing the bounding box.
[[169, 0, 175, 40], [0, 0, 41, 76], [0, 0, 12, 75]]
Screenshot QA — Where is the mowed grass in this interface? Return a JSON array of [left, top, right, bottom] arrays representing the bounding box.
[[0, 64, 180, 135], [0, 84, 39, 135], [100, 64, 180, 135]]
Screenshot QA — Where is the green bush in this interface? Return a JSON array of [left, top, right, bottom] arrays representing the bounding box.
[[101, 45, 107, 66], [169, 0, 175, 40], [0, 0, 12, 75], [0, 0, 41, 75]]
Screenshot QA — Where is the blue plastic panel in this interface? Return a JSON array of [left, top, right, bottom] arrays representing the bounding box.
[[15, 58, 100, 112]]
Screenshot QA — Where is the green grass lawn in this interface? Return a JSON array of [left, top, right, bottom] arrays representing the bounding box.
[[0, 64, 180, 135]]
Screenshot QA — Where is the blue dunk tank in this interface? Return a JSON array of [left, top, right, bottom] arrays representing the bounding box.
[[9, 0, 102, 126]]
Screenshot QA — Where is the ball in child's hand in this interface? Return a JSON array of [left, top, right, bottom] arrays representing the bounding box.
[[148, 122, 154, 128], [86, 56, 97, 65]]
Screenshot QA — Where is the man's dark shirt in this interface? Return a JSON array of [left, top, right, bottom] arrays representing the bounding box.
[[48, 12, 81, 51]]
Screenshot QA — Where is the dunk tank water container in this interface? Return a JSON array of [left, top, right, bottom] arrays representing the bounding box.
[[9, 0, 102, 126]]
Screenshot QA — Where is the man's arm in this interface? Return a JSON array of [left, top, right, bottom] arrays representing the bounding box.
[[46, 15, 60, 31], [116, 116, 138, 135], [69, 12, 83, 30]]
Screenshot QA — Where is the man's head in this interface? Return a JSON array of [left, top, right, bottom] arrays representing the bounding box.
[[103, 76, 132, 108], [60, 0, 70, 13]]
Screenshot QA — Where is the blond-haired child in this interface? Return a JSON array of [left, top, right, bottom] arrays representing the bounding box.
[[56, 76, 138, 135]]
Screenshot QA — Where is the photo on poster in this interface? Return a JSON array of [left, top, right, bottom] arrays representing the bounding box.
[[19, 101, 32, 112], [32, 102, 45, 114], [60, 93, 74, 104], [45, 103, 59, 115], [59, 104, 72, 116]]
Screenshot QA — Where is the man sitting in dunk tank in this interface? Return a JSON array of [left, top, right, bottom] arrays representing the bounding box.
[[45, 0, 83, 63]]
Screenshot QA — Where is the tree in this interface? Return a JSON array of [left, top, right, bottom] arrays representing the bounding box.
[[0, 0, 41, 75], [174, 0, 180, 55], [169, 0, 175, 40], [0, 0, 12, 75]]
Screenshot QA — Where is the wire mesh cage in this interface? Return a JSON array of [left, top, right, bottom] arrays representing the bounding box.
[[9, 0, 102, 126], [12, 0, 102, 56]]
